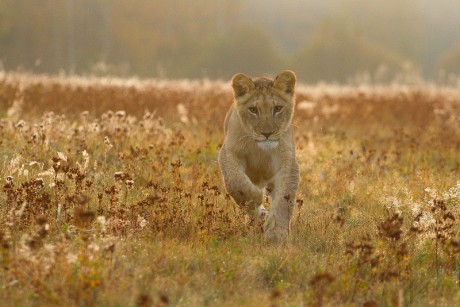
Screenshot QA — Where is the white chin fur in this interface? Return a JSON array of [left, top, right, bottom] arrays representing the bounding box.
[[257, 140, 279, 150]]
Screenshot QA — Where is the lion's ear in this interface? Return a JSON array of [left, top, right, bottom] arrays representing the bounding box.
[[273, 70, 296, 95], [232, 73, 255, 98]]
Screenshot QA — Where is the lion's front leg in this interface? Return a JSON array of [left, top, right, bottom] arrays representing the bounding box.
[[264, 159, 300, 241], [218, 148, 264, 217]]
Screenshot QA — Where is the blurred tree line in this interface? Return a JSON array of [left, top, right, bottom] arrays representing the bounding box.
[[1, 0, 460, 82]]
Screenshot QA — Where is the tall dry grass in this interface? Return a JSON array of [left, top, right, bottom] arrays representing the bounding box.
[[0, 73, 459, 306]]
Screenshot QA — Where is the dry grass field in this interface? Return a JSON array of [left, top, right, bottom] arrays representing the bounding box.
[[0, 73, 459, 306]]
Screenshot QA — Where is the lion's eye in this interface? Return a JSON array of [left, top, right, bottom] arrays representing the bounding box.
[[274, 106, 283, 113], [248, 107, 258, 114]]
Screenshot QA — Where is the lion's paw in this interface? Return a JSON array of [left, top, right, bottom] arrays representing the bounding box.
[[255, 204, 268, 221], [263, 214, 289, 242], [258, 205, 268, 218], [264, 226, 289, 242]]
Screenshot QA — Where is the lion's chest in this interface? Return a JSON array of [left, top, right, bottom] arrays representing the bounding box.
[[243, 151, 278, 187]]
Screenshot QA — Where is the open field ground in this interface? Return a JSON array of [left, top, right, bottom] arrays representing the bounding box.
[[0, 73, 459, 306]]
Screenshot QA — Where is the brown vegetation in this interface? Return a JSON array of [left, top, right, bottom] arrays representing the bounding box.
[[0, 73, 459, 305]]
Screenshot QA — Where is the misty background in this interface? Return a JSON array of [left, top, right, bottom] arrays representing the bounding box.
[[1, 0, 460, 83]]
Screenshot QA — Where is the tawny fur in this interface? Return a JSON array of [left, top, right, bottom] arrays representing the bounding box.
[[218, 70, 300, 241]]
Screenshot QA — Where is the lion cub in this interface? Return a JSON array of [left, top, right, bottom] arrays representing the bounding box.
[[219, 70, 300, 240]]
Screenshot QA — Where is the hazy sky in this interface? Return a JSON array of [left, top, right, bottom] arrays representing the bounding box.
[[1, 0, 460, 81]]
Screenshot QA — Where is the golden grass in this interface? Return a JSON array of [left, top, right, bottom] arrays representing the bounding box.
[[0, 73, 459, 306]]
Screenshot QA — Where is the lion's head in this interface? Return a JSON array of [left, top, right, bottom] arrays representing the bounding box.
[[231, 70, 296, 150]]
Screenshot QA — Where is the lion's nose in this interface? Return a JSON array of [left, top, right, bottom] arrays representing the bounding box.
[[262, 132, 273, 139]]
